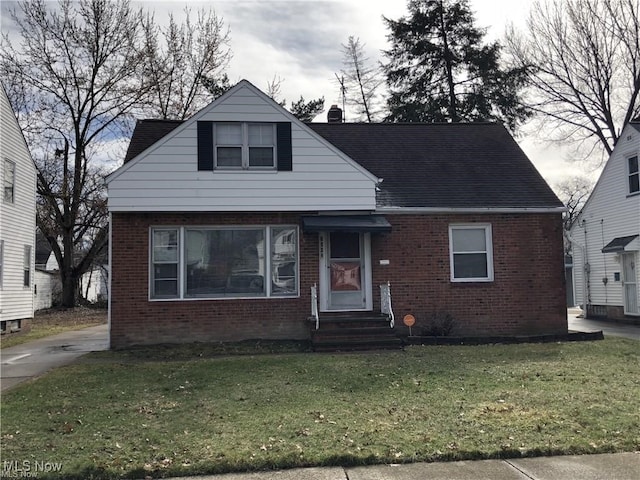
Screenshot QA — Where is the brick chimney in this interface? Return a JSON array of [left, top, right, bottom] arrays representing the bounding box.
[[327, 104, 343, 123]]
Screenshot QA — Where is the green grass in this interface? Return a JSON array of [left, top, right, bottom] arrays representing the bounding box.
[[1, 338, 639, 479]]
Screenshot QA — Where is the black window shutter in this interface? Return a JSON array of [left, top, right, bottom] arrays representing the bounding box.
[[197, 121, 214, 171], [276, 122, 292, 171]]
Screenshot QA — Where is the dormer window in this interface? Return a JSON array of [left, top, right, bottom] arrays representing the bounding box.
[[629, 155, 639, 194], [215, 123, 275, 169], [198, 121, 292, 172]]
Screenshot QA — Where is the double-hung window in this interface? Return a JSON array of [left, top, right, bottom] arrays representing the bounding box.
[[4, 160, 15, 204], [449, 224, 494, 282], [0, 240, 4, 289], [23, 245, 31, 287], [150, 226, 298, 300], [629, 155, 639, 194], [214, 123, 275, 169], [151, 229, 179, 298]]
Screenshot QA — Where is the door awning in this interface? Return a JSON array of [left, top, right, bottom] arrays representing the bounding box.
[[601, 235, 640, 253], [301, 215, 391, 233]]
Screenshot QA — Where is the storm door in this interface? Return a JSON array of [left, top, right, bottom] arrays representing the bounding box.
[[319, 232, 371, 311], [622, 253, 639, 315]]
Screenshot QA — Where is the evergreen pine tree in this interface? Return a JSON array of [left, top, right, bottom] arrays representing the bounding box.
[[383, 0, 529, 131]]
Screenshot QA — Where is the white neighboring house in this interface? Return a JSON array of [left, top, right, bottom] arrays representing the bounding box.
[[0, 86, 37, 332], [79, 265, 108, 304], [571, 120, 640, 321]]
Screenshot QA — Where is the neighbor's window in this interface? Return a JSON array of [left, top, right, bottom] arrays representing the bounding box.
[[0, 240, 4, 289], [23, 245, 31, 287], [151, 226, 298, 300], [629, 155, 639, 194], [4, 160, 15, 203], [151, 229, 179, 298], [214, 123, 275, 169], [449, 224, 494, 282]]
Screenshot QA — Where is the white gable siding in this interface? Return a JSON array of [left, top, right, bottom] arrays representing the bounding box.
[[0, 88, 36, 322], [571, 125, 640, 312], [107, 83, 377, 212]]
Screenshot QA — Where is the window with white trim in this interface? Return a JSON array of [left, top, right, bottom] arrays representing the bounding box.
[[214, 123, 276, 169], [0, 240, 4, 289], [449, 224, 494, 282], [23, 245, 31, 287], [151, 229, 179, 298], [4, 160, 15, 203], [150, 226, 298, 300], [628, 155, 639, 194]]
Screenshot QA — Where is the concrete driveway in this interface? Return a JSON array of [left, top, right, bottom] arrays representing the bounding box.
[[568, 307, 640, 340], [0, 323, 108, 392]]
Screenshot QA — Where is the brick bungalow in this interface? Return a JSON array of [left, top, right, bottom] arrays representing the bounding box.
[[106, 80, 567, 348]]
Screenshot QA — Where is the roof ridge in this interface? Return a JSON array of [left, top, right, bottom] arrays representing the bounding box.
[[308, 121, 500, 126]]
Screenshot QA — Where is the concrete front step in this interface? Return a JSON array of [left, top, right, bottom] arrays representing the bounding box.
[[309, 314, 401, 352]]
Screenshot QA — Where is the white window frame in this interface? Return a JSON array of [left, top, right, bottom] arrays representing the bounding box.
[[213, 122, 276, 170], [449, 224, 494, 283], [628, 154, 639, 195], [149, 225, 299, 301], [150, 228, 180, 299], [3, 159, 16, 204]]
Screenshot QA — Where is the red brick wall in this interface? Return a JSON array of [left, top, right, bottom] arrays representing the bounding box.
[[110, 212, 566, 347], [371, 214, 567, 337]]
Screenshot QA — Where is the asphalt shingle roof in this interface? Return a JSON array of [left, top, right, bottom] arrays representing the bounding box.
[[124, 119, 184, 162], [307, 122, 562, 209], [123, 119, 562, 209]]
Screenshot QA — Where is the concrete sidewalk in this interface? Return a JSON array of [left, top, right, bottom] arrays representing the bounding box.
[[0, 323, 108, 391], [166, 453, 639, 480]]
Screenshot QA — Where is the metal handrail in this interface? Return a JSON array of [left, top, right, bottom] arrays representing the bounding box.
[[311, 283, 319, 330], [380, 281, 395, 328]]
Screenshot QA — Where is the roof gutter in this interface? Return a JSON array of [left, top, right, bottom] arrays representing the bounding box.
[[375, 206, 568, 214]]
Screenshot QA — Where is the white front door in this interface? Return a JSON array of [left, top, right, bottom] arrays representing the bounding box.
[[622, 253, 639, 315], [320, 232, 372, 311]]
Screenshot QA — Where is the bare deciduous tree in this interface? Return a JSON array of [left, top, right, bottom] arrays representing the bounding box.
[[1, 0, 150, 307], [506, 0, 640, 159], [554, 175, 595, 254], [141, 7, 231, 120], [339, 36, 383, 122]]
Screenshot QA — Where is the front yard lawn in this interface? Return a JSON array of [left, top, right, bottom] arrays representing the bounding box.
[[1, 338, 639, 479]]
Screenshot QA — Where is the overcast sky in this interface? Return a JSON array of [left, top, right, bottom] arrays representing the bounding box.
[[1, 0, 590, 186], [144, 0, 591, 186]]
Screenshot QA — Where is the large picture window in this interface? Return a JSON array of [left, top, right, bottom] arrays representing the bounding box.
[[150, 226, 298, 300], [214, 123, 275, 169], [449, 224, 494, 282], [186, 228, 265, 297]]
